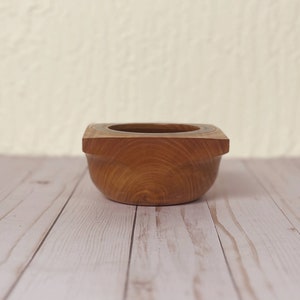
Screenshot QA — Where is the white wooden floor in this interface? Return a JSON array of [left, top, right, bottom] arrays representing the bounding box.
[[1, 156, 300, 300]]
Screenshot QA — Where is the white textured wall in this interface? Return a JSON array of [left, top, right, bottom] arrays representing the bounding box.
[[0, 0, 300, 157]]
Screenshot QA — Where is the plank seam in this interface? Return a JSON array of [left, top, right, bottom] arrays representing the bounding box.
[[205, 199, 242, 300], [0, 158, 45, 205], [243, 160, 300, 236], [3, 167, 87, 300], [123, 205, 138, 300]]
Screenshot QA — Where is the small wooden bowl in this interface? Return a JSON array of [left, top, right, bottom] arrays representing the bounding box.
[[82, 123, 229, 206]]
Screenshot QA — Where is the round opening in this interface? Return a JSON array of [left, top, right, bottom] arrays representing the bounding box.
[[108, 123, 199, 133]]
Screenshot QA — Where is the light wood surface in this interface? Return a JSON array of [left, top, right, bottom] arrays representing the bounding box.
[[126, 204, 238, 300], [83, 123, 229, 205], [207, 160, 300, 300], [1, 156, 300, 300], [8, 172, 136, 300], [0, 157, 86, 299]]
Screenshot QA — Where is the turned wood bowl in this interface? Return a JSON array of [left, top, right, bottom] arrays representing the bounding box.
[[82, 123, 229, 206]]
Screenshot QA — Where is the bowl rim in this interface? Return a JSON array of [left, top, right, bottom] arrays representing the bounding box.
[[84, 123, 226, 138], [82, 123, 230, 156]]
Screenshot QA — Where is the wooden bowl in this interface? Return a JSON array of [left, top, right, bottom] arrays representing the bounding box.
[[82, 123, 229, 206]]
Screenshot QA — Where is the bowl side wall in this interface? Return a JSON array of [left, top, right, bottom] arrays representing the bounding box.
[[85, 139, 222, 205]]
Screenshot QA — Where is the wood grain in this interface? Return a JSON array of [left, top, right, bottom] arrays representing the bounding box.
[[8, 172, 137, 300], [126, 203, 239, 300], [0, 157, 86, 299], [83, 123, 229, 205], [206, 159, 300, 300]]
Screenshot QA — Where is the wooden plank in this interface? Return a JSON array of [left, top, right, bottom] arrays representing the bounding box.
[[8, 172, 137, 300], [0, 156, 43, 201], [206, 159, 300, 300], [126, 204, 239, 299], [0, 157, 86, 299], [244, 158, 300, 232]]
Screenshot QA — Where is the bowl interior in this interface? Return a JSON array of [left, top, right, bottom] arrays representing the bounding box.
[[108, 123, 200, 134]]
